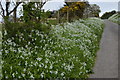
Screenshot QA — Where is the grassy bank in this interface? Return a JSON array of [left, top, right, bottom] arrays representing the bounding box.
[[2, 18, 104, 79], [108, 13, 120, 25]]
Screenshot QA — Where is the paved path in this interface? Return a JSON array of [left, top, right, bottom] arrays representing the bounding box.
[[90, 20, 119, 78]]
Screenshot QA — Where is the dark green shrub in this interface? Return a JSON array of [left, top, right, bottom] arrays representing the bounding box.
[[3, 21, 51, 48], [101, 10, 116, 19]]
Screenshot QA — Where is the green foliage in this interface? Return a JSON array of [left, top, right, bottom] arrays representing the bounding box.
[[90, 4, 101, 17], [3, 21, 51, 47], [47, 19, 58, 25], [22, 2, 51, 23], [101, 10, 116, 19], [2, 18, 104, 79]]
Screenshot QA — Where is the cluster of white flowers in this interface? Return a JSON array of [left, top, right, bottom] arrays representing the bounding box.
[[108, 13, 120, 24], [2, 18, 104, 78]]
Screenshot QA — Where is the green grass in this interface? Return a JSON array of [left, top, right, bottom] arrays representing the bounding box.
[[47, 19, 58, 25], [47, 18, 69, 25]]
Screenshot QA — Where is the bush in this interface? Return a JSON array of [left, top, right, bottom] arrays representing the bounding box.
[[108, 13, 120, 24], [3, 21, 51, 47], [2, 18, 104, 79]]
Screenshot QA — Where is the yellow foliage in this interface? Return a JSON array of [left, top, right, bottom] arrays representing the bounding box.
[[60, 2, 86, 12], [74, 6, 78, 10], [76, 2, 81, 5], [69, 8, 73, 11], [65, 6, 69, 9]]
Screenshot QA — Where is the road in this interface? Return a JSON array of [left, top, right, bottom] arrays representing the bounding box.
[[90, 20, 119, 78]]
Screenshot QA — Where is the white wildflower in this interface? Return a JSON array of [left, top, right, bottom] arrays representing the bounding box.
[[36, 57, 42, 61]]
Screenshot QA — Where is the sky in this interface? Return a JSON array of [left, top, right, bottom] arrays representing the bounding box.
[[89, 2, 119, 16], [42, 0, 119, 16], [0, 0, 119, 22]]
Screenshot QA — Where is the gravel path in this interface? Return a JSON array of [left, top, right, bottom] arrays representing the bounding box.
[[90, 20, 119, 78]]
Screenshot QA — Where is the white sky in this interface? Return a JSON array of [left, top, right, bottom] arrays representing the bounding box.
[[42, 0, 66, 11]]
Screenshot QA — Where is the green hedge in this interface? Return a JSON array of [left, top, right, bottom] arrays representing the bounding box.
[[2, 18, 104, 79]]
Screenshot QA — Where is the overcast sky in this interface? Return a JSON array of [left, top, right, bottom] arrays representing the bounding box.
[[90, 2, 119, 16], [42, 0, 119, 16], [0, 0, 119, 22]]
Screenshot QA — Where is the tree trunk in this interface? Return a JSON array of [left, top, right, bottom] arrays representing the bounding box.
[[13, 8, 17, 22], [5, 2, 10, 21], [57, 10, 60, 23], [67, 9, 69, 22]]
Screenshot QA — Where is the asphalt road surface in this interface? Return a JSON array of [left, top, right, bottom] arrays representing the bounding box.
[[90, 20, 119, 78]]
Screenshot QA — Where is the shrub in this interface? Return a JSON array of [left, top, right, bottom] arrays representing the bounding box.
[[2, 18, 104, 79], [3, 21, 51, 47]]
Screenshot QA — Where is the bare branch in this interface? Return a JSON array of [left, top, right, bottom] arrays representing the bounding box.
[[0, 2, 5, 17], [8, 2, 22, 15], [6, 2, 10, 16]]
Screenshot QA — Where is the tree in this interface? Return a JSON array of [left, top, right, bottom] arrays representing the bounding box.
[[83, 4, 101, 18], [90, 4, 101, 17], [22, 1, 49, 23], [60, 2, 88, 21], [0, 0, 22, 22]]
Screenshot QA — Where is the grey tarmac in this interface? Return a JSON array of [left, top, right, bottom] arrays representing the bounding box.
[[90, 20, 119, 78]]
